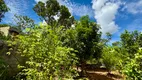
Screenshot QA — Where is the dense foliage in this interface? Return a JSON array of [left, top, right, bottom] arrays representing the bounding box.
[[0, 0, 142, 79], [61, 15, 102, 75], [9, 25, 78, 80], [33, 0, 74, 28], [122, 48, 142, 80], [101, 46, 121, 72]]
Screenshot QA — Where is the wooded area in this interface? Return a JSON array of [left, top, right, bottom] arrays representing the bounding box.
[[0, 0, 142, 80]]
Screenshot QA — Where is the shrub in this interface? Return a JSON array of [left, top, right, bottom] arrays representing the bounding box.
[[102, 46, 121, 73], [122, 48, 142, 80], [10, 24, 78, 80]]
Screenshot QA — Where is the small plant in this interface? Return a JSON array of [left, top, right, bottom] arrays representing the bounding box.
[[102, 46, 121, 74]]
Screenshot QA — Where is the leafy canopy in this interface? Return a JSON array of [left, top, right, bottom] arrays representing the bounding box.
[[33, 0, 74, 28], [63, 15, 102, 63]]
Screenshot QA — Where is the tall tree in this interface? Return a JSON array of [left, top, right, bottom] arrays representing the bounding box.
[[77, 16, 102, 63], [63, 15, 102, 75], [33, 0, 74, 28], [120, 30, 141, 57], [0, 0, 9, 22], [33, 0, 60, 25], [58, 5, 74, 28]]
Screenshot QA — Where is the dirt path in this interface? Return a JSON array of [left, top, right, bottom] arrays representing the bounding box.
[[75, 64, 124, 80], [82, 67, 124, 80], [86, 70, 123, 80]]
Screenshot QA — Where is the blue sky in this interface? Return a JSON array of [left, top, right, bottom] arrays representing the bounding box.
[[1, 0, 142, 43]]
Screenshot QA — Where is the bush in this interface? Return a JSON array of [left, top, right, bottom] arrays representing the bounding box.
[[102, 46, 121, 72], [10, 24, 78, 80], [122, 48, 142, 80]]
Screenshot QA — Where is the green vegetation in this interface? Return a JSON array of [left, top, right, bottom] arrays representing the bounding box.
[[0, 0, 9, 22], [0, 57, 8, 80], [0, 0, 142, 80], [101, 46, 121, 73], [33, 0, 74, 27], [14, 15, 35, 32], [0, 24, 9, 27], [122, 49, 142, 80], [11, 25, 78, 80]]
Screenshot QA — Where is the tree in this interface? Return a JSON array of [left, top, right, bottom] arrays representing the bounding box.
[[14, 15, 35, 32], [10, 25, 78, 79], [112, 41, 121, 47], [58, 5, 74, 28], [120, 30, 141, 57], [100, 32, 112, 46], [33, 0, 74, 28], [0, 0, 9, 22], [106, 32, 112, 41], [76, 15, 102, 60], [33, 0, 60, 25], [63, 15, 102, 76]]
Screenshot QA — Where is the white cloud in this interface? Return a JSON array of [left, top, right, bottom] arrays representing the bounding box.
[[123, 0, 142, 14], [35, 0, 94, 18], [92, 0, 120, 34], [35, 0, 47, 3], [58, 0, 94, 17]]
